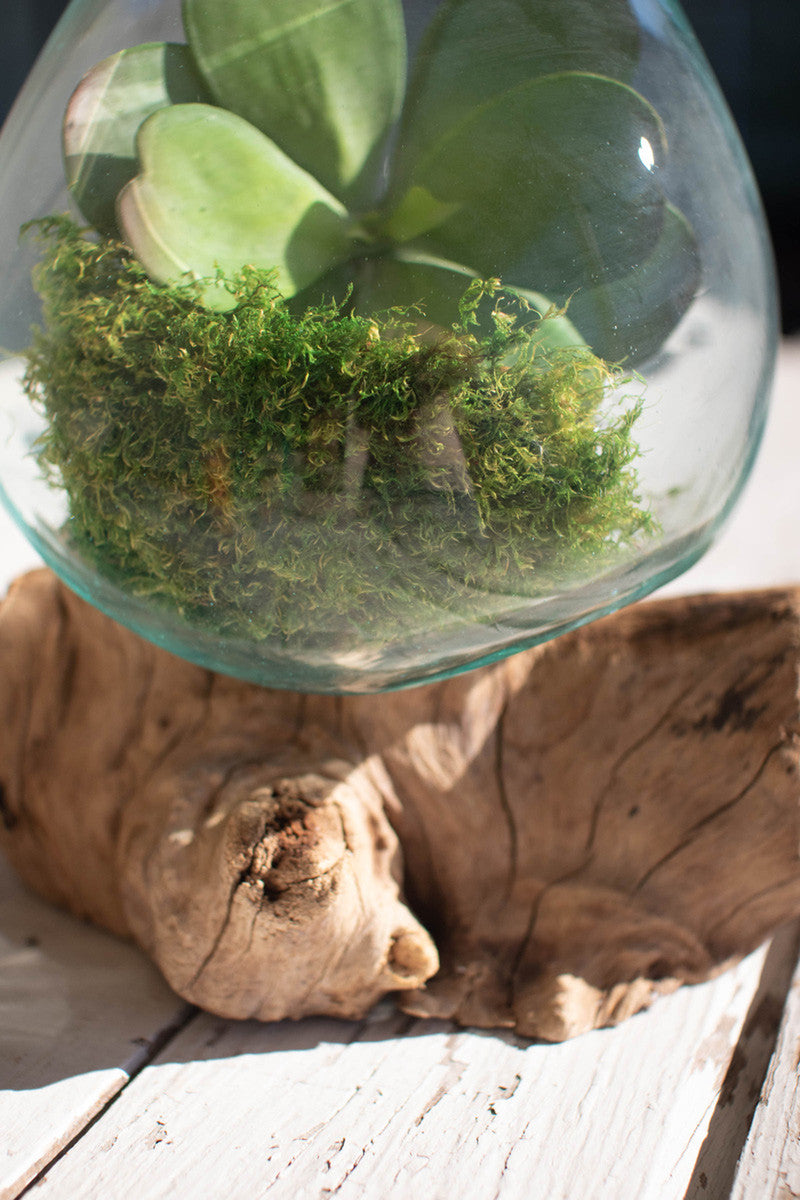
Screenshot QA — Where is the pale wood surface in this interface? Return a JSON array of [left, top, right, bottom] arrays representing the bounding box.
[[1, 341, 799, 1198], [0, 858, 187, 1199], [731, 940, 800, 1200], [22, 949, 772, 1200]]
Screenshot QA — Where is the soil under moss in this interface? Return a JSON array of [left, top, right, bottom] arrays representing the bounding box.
[[21, 216, 654, 646]]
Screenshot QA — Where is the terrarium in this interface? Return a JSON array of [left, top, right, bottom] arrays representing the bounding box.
[[0, 0, 778, 693]]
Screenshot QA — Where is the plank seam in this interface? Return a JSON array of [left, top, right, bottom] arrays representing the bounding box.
[[682, 922, 800, 1200], [16, 1003, 198, 1199]]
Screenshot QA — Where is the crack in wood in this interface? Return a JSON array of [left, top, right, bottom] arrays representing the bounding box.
[[708, 875, 800, 940], [689, 655, 786, 737], [0, 780, 17, 831], [494, 696, 518, 901], [18, 1002, 197, 1197], [187, 812, 269, 990], [584, 680, 699, 857], [507, 857, 590, 1011], [197, 755, 264, 823], [633, 740, 787, 895], [414, 1034, 469, 1127], [52, 588, 78, 734], [684, 923, 800, 1200]]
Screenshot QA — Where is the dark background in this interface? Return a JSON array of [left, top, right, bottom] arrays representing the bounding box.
[[3, 0, 798, 332]]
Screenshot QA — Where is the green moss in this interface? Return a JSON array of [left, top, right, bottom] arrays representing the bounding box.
[[22, 216, 654, 645]]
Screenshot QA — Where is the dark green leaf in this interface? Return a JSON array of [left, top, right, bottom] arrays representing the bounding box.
[[118, 105, 357, 309], [395, 0, 640, 182], [567, 205, 702, 362], [183, 0, 407, 204], [63, 43, 210, 236], [388, 72, 667, 298], [296, 251, 584, 355]]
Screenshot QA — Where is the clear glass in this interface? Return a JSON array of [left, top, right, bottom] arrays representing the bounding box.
[[0, 0, 778, 693]]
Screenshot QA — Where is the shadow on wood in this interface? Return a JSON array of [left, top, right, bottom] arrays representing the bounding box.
[[1, 569, 799, 1041]]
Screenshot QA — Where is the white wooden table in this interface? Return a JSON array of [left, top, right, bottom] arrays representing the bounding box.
[[1, 342, 799, 1200]]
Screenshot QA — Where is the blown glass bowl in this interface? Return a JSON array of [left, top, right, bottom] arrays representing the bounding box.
[[0, 0, 778, 692]]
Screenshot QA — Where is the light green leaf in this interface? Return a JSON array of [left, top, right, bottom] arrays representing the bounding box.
[[508, 286, 589, 354], [63, 43, 210, 236], [388, 72, 667, 299], [118, 105, 357, 310], [183, 0, 407, 204], [395, 0, 640, 182], [378, 186, 460, 244], [567, 205, 701, 363]]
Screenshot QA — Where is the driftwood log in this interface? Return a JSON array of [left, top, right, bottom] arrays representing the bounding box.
[[2, 569, 800, 1041]]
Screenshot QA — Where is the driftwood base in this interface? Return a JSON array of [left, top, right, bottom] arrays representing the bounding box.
[[2, 570, 800, 1041]]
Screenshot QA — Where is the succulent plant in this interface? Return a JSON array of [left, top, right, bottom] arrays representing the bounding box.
[[63, 0, 699, 361], [24, 217, 654, 651]]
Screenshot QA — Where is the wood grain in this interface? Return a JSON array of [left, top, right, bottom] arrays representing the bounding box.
[[26, 948, 771, 1200], [2, 571, 800, 1042], [0, 855, 185, 1200], [731, 941, 800, 1198]]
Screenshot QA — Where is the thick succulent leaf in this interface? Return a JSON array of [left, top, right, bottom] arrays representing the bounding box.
[[350, 253, 477, 327], [380, 186, 460, 244], [395, 0, 640, 180], [118, 105, 356, 310], [388, 72, 667, 299], [297, 252, 584, 356], [506, 286, 590, 354], [183, 0, 406, 204], [63, 43, 210, 236], [567, 205, 702, 363]]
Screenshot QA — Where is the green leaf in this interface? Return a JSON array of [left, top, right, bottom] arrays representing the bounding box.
[[387, 71, 667, 299], [567, 205, 702, 363], [118, 105, 357, 310], [297, 251, 584, 356], [378, 186, 460, 244], [350, 252, 479, 328], [182, 0, 407, 204], [395, 0, 640, 182], [63, 43, 210, 236], [508, 286, 590, 354]]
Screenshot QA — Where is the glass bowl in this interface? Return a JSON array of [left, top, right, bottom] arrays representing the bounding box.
[[0, 0, 778, 692]]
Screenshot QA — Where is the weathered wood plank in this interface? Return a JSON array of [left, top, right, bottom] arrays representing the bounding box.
[[27, 947, 771, 1200], [0, 505, 189, 1199], [0, 856, 188, 1200], [730, 940, 800, 1199], [683, 923, 800, 1200]]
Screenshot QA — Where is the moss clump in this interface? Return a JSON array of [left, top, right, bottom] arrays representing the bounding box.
[[22, 216, 653, 645]]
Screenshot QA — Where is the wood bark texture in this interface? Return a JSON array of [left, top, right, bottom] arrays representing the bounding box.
[[1, 568, 800, 1041]]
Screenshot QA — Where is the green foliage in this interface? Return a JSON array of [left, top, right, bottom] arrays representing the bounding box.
[[61, 0, 700, 359], [63, 43, 210, 237], [23, 218, 654, 644], [389, 71, 666, 298], [395, 0, 641, 175], [182, 0, 407, 204], [567, 205, 703, 364], [118, 105, 355, 310]]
